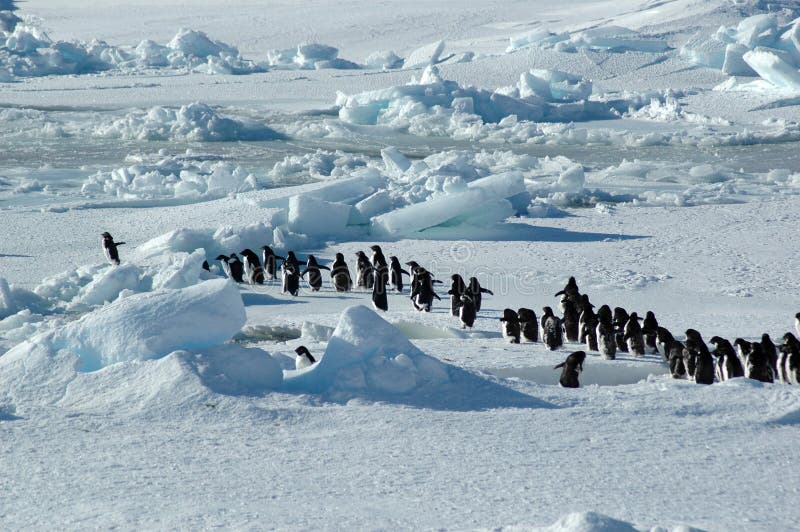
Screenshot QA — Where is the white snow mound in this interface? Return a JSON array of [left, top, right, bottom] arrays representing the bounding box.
[[52, 278, 245, 371]]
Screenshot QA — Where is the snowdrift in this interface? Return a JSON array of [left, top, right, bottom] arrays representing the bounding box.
[[284, 305, 545, 410], [0, 279, 286, 414]]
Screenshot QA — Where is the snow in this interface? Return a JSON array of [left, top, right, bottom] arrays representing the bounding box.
[[3, 0, 800, 529]]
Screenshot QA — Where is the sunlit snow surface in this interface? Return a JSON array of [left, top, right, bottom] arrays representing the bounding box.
[[2, 0, 800, 530]]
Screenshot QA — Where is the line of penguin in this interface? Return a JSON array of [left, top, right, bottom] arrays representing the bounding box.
[[537, 277, 800, 389], [102, 233, 800, 388]]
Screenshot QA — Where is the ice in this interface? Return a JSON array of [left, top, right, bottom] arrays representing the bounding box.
[[0, 23, 264, 79], [53, 278, 245, 371], [402, 40, 445, 68], [380, 146, 412, 176], [363, 50, 403, 70], [743, 47, 800, 90], [507, 25, 667, 54], [537, 512, 638, 532], [82, 152, 259, 201], [92, 103, 282, 142], [371, 171, 524, 237], [266, 43, 360, 70], [267, 149, 370, 185], [287, 194, 353, 237], [723, 43, 758, 75], [284, 305, 538, 408]]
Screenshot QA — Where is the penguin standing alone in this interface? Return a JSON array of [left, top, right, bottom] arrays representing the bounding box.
[[101, 232, 125, 265], [554, 351, 586, 388], [294, 346, 316, 370]]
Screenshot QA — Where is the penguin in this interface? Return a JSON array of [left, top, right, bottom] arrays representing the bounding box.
[[683, 329, 707, 377], [796, 313, 800, 340], [557, 294, 569, 316], [624, 313, 645, 357], [613, 307, 630, 353], [281, 253, 301, 296], [554, 351, 586, 388], [405, 261, 421, 291], [389, 256, 409, 293], [651, 327, 685, 378], [301, 255, 330, 292], [562, 299, 580, 343], [541, 307, 563, 351], [294, 346, 316, 370], [709, 336, 744, 381], [761, 334, 779, 381], [554, 277, 581, 308], [410, 268, 440, 312], [745, 342, 774, 383], [201, 260, 210, 272], [685, 329, 714, 385], [642, 311, 659, 354], [517, 308, 538, 343], [448, 274, 467, 317], [260, 246, 284, 281], [101, 232, 125, 265], [780, 333, 800, 384], [215, 254, 232, 279], [500, 309, 521, 343], [734, 338, 752, 370], [459, 294, 477, 329], [371, 260, 389, 312], [240, 249, 265, 285], [579, 300, 598, 352], [355, 251, 374, 289], [467, 277, 493, 313], [227, 253, 245, 284], [596, 308, 616, 360], [330, 252, 352, 292], [370, 245, 388, 270]]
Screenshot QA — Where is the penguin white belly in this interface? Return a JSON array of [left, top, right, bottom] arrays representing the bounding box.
[[501, 324, 515, 343], [295, 355, 313, 370]]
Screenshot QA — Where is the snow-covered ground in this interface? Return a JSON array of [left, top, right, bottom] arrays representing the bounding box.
[[2, 0, 800, 530]]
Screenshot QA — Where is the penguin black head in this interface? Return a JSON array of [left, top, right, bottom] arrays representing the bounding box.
[[628, 312, 642, 321], [451, 274, 463, 281], [229, 253, 240, 261], [554, 350, 586, 372], [500, 308, 519, 322], [215, 254, 229, 262], [567, 276, 577, 288], [685, 329, 704, 343], [517, 308, 536, 322], [405, 260, 420, 270], [542, 306, 554, 317], [307, 254, 318, 265], [370, 245, 382, 252], [781, 332, 799, 348], [709, 336, 725, 346], [261, 245, 274, 254], [390, 255, 399, 263], [656, 326, 674, 343], [734, 338, 752, 354], [101, 231, 113, 239], [335, 252, 344, 261], [240, 249, 255, 258], [580, 294, 594, 308], [294, 345, 316, 363]]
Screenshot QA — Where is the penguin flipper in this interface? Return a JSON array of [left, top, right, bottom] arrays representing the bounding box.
[[433, 293, 441, 301], [553, 362, 566, 370], [481, 288, 493, 295], [116, 242, 126, 246], [554, 290, 565, 296], [401, 269, 410, 276]]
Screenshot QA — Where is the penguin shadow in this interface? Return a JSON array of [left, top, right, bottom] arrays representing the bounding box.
[[0, 253, 32, 258], [0, 409, 22, 422], [530, 225, 647, 243], [403, 222, 646, 243], [239, 291, 306, 307]]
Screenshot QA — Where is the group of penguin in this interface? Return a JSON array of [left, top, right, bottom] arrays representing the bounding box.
[[102, 232, 800, 388], [533, 277, 800, 389], [211, 244, 452, 313]]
